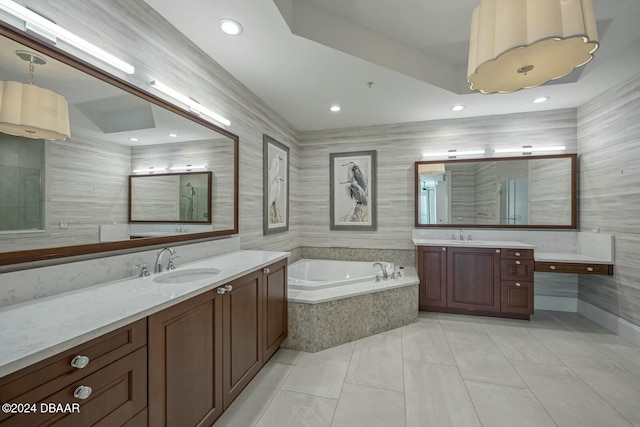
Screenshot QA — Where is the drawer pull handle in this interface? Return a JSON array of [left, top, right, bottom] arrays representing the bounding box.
[[515, 252, 521, 257], [515, 282, 521, 287], [586, 267, 594, 272], [70, 355, 90, 369], [74, 385, 92, 400], [515, 260, 521, 265], [263, 267, 270, 274], [549, 265, 556, 270]]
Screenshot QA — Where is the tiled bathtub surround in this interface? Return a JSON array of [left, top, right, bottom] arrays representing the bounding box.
[[299, 247, 416, 267], [283, 285, 418, 352]]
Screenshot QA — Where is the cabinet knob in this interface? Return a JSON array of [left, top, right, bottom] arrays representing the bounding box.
[[549, 265, 556, 270], [223, 284, 233, 292], [586, 267, 594, 272], [73, 385, 92, 400], [515, 252, 521, 257], [496, 249, 501, 253], [442, 247, 446, 251], [70, 355, 90, 369], [515, 282, 521, 287], [515, 260, 521, 265], [263, 267, 270, 274], [217, 287, 226, 294]]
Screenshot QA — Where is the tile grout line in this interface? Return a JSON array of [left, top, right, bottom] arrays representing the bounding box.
[[328, 342, 356, 427], [250, 357, 303, 427]]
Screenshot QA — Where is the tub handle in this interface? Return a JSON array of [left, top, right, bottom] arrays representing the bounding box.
[[263, 267, 270, 274]]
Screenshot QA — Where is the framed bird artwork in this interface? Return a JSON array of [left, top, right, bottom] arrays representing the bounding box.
[[330, 150, 377, 231], [263, 134, 290, 235]]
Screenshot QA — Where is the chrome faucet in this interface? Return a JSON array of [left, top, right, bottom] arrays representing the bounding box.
[[459, 229, 465, 240], [373, 262, 388, 280], [154, 247, 175, 273]]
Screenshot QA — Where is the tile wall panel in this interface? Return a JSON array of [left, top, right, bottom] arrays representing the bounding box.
[[577, 74, 640, 327]]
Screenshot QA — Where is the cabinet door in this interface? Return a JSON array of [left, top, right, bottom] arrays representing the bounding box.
[[417, 246, 447, 309], [501, 281, 534, 315], [223, 270, 263, 409], [148, 290, 223, 427], [263, 259, 288, 362], [447, 247, 501, 312]]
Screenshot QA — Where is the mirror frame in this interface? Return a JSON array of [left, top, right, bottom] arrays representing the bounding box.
[[0, 22, 239, 267], [414, 153, 577, 229], [129, 171, 213, 224]]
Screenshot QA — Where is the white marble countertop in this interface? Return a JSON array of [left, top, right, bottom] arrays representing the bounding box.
[[412, 239, 536, 249], [535, 252, 613, 264], [0, 250, 289, 378]]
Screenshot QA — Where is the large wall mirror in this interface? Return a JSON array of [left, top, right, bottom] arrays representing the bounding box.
[[0, 24, 238, 266], [414, 154, 577, 229]]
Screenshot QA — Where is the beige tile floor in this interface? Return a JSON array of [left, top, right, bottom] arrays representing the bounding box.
[[214, 310, 640, 427]]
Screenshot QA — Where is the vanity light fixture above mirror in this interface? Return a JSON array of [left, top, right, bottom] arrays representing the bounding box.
[[150, 80, 231, 127], [0, 0, 134, 74], [494, 145, 566, 154]]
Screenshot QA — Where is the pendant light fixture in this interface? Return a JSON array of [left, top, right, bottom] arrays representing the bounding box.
[[0, 51, 70, 140], [467, 0, 599, 94]]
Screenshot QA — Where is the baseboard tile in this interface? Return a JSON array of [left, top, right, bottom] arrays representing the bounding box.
[[535, 296, 577, 312], [578, 300, 640, 347]]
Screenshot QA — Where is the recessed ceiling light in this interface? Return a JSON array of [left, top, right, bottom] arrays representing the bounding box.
[[533, 96, 550, 104], [451, 105, 465, 112], [129, 137, 139, 142], [219, 19, 243, 36], [330, 105, 341, 112], [168, 133, 178, 138]]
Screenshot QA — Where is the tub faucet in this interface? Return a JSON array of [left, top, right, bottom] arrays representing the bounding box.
[[155, 247, 175, 273], [373, 262, 388, 280]]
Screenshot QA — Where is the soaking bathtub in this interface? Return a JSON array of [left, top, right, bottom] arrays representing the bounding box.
[[282, 259, 419, 352]]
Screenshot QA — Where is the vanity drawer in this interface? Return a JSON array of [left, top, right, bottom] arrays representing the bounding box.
[[501, 249, 534, 260], [501, 281, 534, 315], [0, 346, 147, 427], [0, 319, 146, 419], [501, 259, 534, 280], [535, 262, 614, 275]]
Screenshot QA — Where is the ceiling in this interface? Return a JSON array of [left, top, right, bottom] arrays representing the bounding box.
[[143, 0, 640, 132]]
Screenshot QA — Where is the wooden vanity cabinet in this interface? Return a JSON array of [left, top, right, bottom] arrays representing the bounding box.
[[262, 259, 288, 362], [0, 320, 147, 427], [447, 247, 501, 313], [417, 246, 533, 319], [148, 259, 287, 426], [417, 246, 447, 310]]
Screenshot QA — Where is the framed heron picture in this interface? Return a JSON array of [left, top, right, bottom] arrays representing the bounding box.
[[330, 150, 377, 231], [263, 134, 289, 235]]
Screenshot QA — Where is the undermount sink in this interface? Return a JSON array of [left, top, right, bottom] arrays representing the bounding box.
[[153, 268, 221, 284]]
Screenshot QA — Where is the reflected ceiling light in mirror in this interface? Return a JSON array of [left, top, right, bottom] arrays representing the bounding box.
[[133, 166, 168, 174], [422, 149, 485, 158], [467, 0, 598, 94], [218, 19, 243, 36], [129, 137, 139, 142], [330, 105, 341, 112], [0, 51, 70, 140], [533, 96, 550, 104], [168, 133, 178, 138], [149, 80, 231, 127], [169, 164, 207, 172], [451, 105, 465, 112], [494, 145, 566, 154], [0, 0, 135, 74]]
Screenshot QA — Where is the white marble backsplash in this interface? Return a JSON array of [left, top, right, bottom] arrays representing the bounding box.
[[0, 236, 240, 308]]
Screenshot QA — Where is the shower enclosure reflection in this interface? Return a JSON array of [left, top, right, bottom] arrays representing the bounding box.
[[129, 171, 212, 223]]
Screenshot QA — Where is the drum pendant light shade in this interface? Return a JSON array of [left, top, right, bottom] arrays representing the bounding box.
[[0, 81, 70, 140], [467, 0, 599, 94]]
